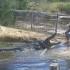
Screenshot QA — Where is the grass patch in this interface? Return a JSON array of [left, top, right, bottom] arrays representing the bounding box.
[[0, 42, 21, 48], [29, 2, 70, 14]]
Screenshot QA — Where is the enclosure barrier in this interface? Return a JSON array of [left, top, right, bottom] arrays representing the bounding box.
[[12, 9, 70, 35], [50, 63, 60, 70]]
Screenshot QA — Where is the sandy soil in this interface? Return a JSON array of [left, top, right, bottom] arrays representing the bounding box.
[[50, 48, 70, 59]]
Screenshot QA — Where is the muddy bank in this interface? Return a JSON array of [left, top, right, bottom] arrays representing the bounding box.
[[40, 43, 70, 59], [51, 48, 70, 59]]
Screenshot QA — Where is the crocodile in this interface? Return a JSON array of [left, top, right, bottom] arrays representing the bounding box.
[[0, 14, 60, 52], [34, 14, 60, 50]]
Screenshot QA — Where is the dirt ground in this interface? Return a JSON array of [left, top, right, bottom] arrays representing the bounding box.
[[15, 21, 67, 43]]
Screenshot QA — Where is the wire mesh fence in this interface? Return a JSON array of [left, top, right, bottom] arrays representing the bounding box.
[[12, 10, 55, 35], [12, 10, 70, 37]]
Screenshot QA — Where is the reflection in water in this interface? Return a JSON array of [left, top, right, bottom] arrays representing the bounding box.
[[0, 43, 69, 70]]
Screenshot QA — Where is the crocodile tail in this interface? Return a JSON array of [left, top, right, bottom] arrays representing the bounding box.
[[44, 33, 56, 43]]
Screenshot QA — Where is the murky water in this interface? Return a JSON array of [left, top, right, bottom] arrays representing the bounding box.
[[0, 43, 70, 70]]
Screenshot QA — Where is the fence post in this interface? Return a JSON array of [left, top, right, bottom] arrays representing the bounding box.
[[31, 12, 33, 29], [50, 63, 60, 70]]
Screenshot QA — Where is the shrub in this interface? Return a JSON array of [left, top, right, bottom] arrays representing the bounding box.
[[58, 3, 70, 14]]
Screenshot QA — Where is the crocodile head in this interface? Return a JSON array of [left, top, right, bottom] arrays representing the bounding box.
[[34, 40, 61, 50]]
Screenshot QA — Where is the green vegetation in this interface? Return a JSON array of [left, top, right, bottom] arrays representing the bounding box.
[[0, 42, 16, 47], [0, 42, 23, 48], [15, 0, 28, 10], [45, 2, 70, 14], [0, 0, 13, 26], [58, 3, 70, 14], [0, 0, 70, 26], [0, 0, 28, 26], [29, 1, 70, 14]]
